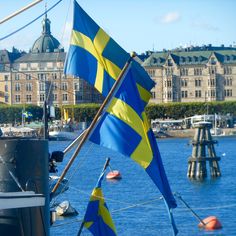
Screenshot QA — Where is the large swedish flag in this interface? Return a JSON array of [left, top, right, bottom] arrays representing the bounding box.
[[89, 66, 177, 210], [83, 171, 117, 236], [64, 0, 155, 107]]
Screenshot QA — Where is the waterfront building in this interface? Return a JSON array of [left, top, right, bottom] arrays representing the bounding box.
[[143, 45, 236, 103], [0, 15, 103, 106]]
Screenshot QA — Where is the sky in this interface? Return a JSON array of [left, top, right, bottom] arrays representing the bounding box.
[[0, 0, 235, 54]]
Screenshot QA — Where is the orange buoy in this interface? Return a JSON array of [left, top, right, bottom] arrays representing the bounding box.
[[106, 170, 122, 180], [198, 216, 222, 230]]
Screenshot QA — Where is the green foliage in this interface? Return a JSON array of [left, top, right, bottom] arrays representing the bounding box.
[[146, 101, 236, 120], [1, 101, 235, 124]]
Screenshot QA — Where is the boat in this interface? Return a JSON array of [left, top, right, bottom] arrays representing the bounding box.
[[210, 127, 225, 136], [55, 200, 78, 216], [106, 170, 122, 180]]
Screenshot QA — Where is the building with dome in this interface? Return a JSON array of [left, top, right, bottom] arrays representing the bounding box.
[[0, 14, 103, 106]]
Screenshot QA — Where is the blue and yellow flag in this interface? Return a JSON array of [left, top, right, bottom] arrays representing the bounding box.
[[83, 171, 117, 236], [64, 0, 155, 108], [89, 66, 177, 210]]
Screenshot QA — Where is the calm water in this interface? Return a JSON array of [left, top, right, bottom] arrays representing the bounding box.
[[50, 136, 236, 236]]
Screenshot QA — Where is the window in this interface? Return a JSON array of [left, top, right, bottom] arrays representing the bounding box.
[[224, 77, 233, 86], [181, 79, 188, 87], [224, 89, 232, 97], [151, 91, 156, 99], [209, 67, 216, 75], [195, 90, 201, 97], [39, 83, 45, 91], [180, 68, 188, 76], [4, 75, 8, 81], [15, 74, 20, 80], [167, 80, 172, 87], [52, 73, 57, 80], [26, 94, 32, 102], [74, 82, 80, 90], [62, 82, 68, 91], [40, 94, 45, 102], [194, 68, 202, 76], [208, 79, 215, 86], [165, 68, 173, 76], [26, 83, 32, 91], [15, 95, 21, 103], [62, 93, 68, 101], [53, 82, 57, 90], [148, 69, 155, 77], [167, 91, 172, 99], [181, 91, 188, 98], [5, 96, 8, 103], [195, 79, 201, 87], [5, 85, 8, 92], [15, 83, 20, 91], [224, 67, 232, 75], [38, 73, 46, 81], [210, 90, 215, 97], [26, 74, 31, 80], [53, 94, 58, 101]]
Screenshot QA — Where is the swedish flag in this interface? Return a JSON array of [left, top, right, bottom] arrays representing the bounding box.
[[64, 0, 154, 107], [83, 171, 117, 236], [89, 66, 177, 210]]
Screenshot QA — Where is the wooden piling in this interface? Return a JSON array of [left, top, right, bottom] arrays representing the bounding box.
[[187, 122, 221, 179]]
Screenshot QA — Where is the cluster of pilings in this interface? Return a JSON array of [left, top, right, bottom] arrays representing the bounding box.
[[187, 122, 221, 179]]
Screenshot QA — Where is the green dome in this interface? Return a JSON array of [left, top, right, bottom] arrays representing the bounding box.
[[31, 15, 61, 53]]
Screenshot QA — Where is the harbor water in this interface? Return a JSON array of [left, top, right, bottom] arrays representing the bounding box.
[[50, 136, 236, 236]]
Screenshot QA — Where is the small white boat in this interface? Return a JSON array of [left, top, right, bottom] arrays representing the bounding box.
[[55, 200, 78, 216]]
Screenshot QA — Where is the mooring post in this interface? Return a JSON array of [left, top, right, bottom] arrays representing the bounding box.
[[187, 122, 221, 179]]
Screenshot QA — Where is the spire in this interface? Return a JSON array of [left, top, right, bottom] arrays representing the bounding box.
[[42, 3, 51, 35]]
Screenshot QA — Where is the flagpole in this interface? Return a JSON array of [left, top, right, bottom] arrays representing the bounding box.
[[51, 52, 136, 195], [77, 157, 110, 236]]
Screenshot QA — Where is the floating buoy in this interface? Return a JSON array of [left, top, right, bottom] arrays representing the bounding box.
[[198, 216, 222, 230], [106, 170, 122, 180]]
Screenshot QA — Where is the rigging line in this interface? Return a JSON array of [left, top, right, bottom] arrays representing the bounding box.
[[0, 0, 63, 41], [50, 142, 95, 204], [47, 0, 72, 103], [176, 203, 236, 211]]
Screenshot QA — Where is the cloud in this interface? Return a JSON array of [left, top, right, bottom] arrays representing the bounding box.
[[191, 21, 219, 31], [161, 12, 181, 24]]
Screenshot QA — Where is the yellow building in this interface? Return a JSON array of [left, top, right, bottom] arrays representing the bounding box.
[[143, 45, 236, 103]]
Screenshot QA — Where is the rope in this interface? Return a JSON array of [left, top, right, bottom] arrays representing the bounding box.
[[50, 141, 95, 205], [0, 0, 63, 41]]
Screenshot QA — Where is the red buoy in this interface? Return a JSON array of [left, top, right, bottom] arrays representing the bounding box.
[[198, 216, 222, 230], [106, 170, 122, 180]]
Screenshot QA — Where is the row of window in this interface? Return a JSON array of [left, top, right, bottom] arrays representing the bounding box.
[[162, 90, 233, 99], [148, 66, 233, 77], [163, 78, 233, 88], [14, 73, 65, 81], [13, 82, 69, 91], [14, 93, 69, 103]]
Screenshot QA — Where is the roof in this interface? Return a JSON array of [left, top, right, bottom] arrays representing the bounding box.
[[142, 46, 236, 67], [14, 52, 66, 63], [31, 14, 62, 53]]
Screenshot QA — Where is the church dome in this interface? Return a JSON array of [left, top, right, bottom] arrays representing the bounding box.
[[31, 15, 61, 53]]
